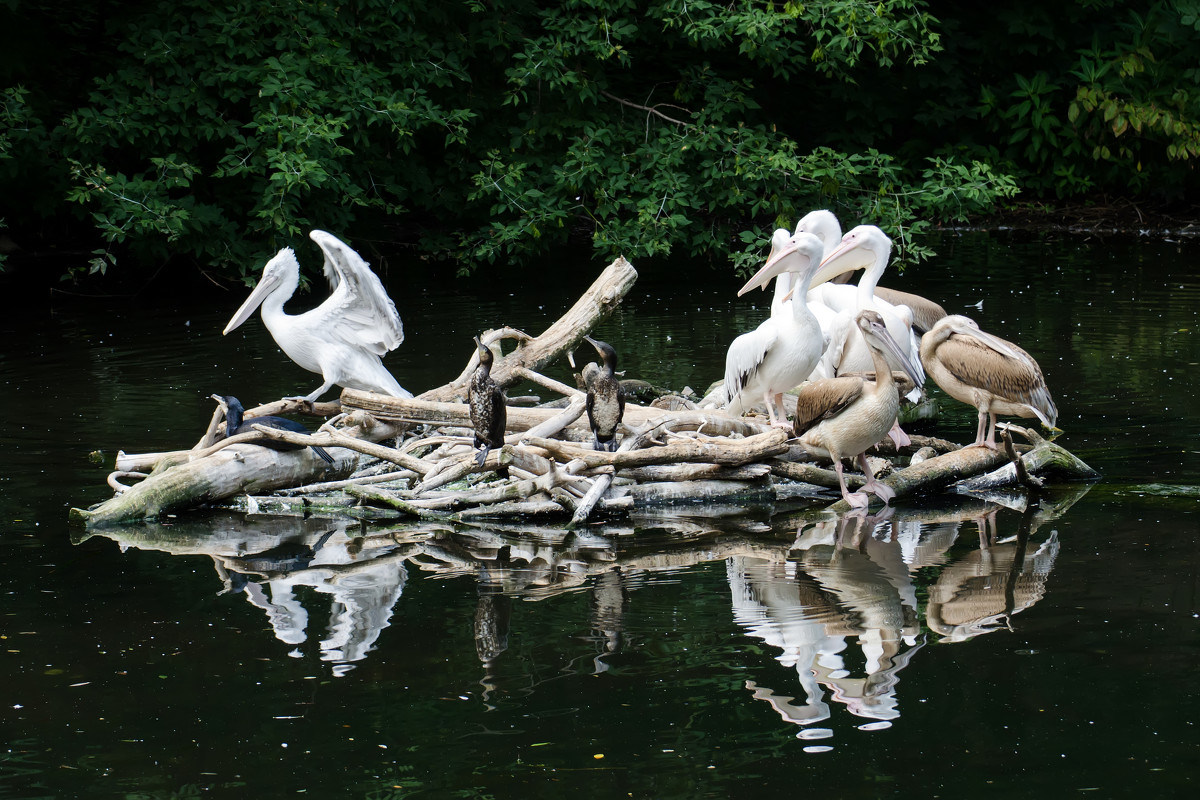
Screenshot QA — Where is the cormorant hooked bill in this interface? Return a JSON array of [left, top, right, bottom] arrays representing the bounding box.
[[582, 335, 625, 452], [211, 394, 335, 464], [468, 336, 507, 466]]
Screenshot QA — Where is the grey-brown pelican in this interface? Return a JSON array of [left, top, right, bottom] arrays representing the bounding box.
[[919, 315, 1058, 449], [468, 336, 506, 466], [725, 230, 826, 428], [582, 336, 625, 451], [223, 230, 412, 402], [794, 310, 924, 508]]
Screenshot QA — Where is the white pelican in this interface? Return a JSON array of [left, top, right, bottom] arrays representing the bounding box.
[[223, 230, 412, 402], [806, 225, 925, 388], [919, 315, 1058, 449], [724, 230, 826, 427], [796, 210, 947, 334], [794, 310, 924, 509]]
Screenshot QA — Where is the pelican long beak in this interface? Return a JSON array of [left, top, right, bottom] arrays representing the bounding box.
[[223, 272, 277, 334], [738, 242, 811, 297], [874, 326, 925, 390], [809, 235, 871, 289]]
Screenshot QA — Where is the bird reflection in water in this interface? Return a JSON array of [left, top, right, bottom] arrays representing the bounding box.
[[213, 524, 408, 676], [925, 505, 1061, 643], [731, 509, 922, 736], [730, 492, 1073, 740]]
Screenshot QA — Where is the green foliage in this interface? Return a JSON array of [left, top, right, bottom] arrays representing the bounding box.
[[4, 0, 1197, 283], [959, 0, 1200, 198]]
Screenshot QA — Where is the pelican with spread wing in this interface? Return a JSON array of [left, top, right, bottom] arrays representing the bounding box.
[[223, 230, 412, 402]]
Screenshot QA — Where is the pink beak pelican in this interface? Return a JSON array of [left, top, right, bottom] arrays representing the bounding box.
[[919, 315, 1058, 449], [724, 230, 826, 428], [223, 230, 412, 402], [794, 310, 924, 509], [797, 210, 947, 335]]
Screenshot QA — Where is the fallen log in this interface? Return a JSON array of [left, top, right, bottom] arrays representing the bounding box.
[[954, 427, 1100, 491], [70, 413, 398, 527], [523, 428, 790, 470], [619, 463, 772, 482], [628, 478, 774, 506]]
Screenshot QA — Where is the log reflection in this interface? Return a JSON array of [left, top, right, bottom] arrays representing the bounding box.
[[75, 483, 1086, 718]]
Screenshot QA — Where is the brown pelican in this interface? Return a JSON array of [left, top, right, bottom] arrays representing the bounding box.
[[582, 336, 625, 451], [210, 394, 334, 464], [919, 315, 1058, 449], [794, 310, 924, 509], [223, 230, 412, 402], [726, 230, 826, 427], [468, 336, 506, 466]]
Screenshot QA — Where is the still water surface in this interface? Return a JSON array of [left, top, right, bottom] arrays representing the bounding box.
[[2, 231, 1198, 798]]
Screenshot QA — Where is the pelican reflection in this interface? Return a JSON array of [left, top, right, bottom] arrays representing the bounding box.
[[730, 509, 923, 733]]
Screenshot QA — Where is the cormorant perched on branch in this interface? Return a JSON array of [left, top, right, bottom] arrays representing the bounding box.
[[468, 336, 506, 466], [583, 335, 625, 452], [211, 394, 334, 464]]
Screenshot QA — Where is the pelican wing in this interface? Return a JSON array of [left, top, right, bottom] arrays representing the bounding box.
[[309, 230, 404, 354], [793, 377, 865, 436], [938, 333, 1053, 415], [723, 320, 778, 404]]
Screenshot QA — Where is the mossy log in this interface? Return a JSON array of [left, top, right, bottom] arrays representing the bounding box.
[[824, 426, 1098, 512], [70, 414, 398, 528]]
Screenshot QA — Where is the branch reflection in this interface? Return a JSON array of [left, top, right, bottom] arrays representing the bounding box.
[[76, 483, 1087, 733]]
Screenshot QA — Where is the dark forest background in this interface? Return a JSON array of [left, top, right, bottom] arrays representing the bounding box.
[[2, 0, 1196, 288]]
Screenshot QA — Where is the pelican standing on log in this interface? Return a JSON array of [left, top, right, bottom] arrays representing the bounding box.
[[919, 315, 1058, 449], [468, 336, 507, 466], [793, 310, 924, 509], [223, 230, 413, 403], [210, 394, 334, 464], [582, 335, 625, 451], [725, 230, 826, 428]]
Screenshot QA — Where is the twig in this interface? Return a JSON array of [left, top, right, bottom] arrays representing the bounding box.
[[601, 90, 692, 126]]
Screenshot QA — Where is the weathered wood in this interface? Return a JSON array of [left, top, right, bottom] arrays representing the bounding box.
[[524, 428, 790, 470], [620, 463, 771, 482], [628, 478, 774, 506], [248, 424, 433, 475], [413, 256, 639, 402], [117, 399, 345, 472], [769, 459, 865, 491], [955, 427, 1100, 491], [345, 485, 455, 519], [72, 445, 357, 527], [509, 366, 582, 399], [70, 414, 396, 527]]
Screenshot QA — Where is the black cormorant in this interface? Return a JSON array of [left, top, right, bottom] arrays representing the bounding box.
[[468, 336, 507, 466], [583, 335, 625, 452], [211, 394, 334, 464]]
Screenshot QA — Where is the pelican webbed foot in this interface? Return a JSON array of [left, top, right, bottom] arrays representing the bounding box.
[[885, 420, 911, 449], [863, 480, 895, 505], [844, 491, 871, 509]]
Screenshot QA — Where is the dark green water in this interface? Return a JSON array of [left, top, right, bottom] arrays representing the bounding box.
[[2, 232, 1198, 798]]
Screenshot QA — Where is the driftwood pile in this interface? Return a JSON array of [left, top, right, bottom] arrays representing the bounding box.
[[69, 257, 1098, 529]]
